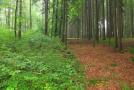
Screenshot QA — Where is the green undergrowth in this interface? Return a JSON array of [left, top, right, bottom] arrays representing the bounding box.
[[110, 63, 118, 67], [128, 47, 134, 54], [128, 47, 134, 63], [120, 82, 134, 90], [99, 38, 115, 48], [88, 77, 109, 86], [129, 57, 134, 63], [0, 30, 85, 90]]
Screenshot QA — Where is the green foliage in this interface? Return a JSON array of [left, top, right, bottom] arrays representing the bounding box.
[[68, 0, 82, 22], [128, 47, 134, 54], [88, 79, 98, 86], [111, 63, 118, 67], [129, 57, 134, 63], [99, 38, 115, 48], [88, 78, 109, 86], [0, 30, 85, 90], [0, 27, 14, 44], [120, 82, 133, 90]]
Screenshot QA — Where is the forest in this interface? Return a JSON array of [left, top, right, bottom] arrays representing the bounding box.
[[0, 0, 134, 90]]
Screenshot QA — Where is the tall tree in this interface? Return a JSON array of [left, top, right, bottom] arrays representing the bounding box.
[[18, 0, 22, 39], [44, 0, 49, 35], [14, 0, 19, 37], [30, 0, 32, 29]]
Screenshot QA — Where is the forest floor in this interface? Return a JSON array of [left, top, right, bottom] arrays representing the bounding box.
[[69, 41, 134, 90]]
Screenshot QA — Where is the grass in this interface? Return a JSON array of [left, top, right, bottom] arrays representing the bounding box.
[[128, 47, 134, 63], [88, 78, 109, 86], [129, 57, 134, 63], [0, 29, 85, 90], [88, 79, 99, 86], [111, 63, 118, 67], [99, 38, 115, 48], [120, 82, 133, 90], [128, 47, 134, 54]]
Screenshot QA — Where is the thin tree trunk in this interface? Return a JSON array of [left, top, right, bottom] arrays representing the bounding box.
[[14, 0, 19, 38]]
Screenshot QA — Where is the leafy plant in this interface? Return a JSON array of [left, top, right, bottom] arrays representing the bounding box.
[[120, 82, 133, 90], [129, 57, 134, 63], [0, 31, 85, 90], [111, 63, 118, 67]]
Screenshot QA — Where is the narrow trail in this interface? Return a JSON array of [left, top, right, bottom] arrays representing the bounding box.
[[69, 42, 134, 90]]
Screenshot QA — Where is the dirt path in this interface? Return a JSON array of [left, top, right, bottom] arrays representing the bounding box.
[[69, 42, 134, 90]]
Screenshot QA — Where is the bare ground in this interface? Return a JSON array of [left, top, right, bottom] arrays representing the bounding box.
[[69, 42, 134, 90]]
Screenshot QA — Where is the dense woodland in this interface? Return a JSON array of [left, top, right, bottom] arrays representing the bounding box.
[[0, 0, 134, 90], [1, 0, 134, 50]]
